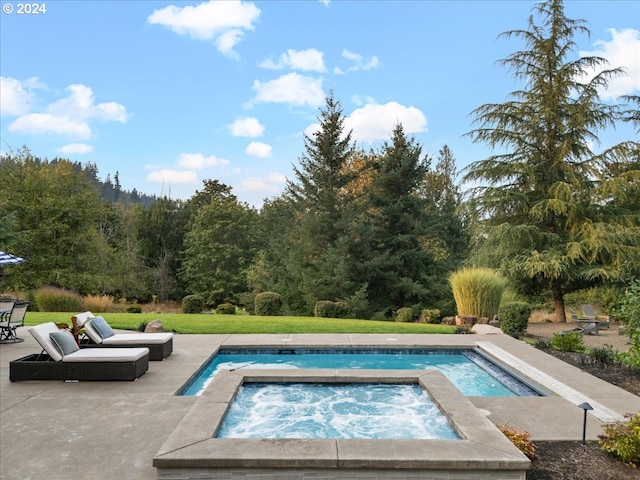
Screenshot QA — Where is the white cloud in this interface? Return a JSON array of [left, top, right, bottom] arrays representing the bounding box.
[[9, 113, 92, 138], [7, 83, 128, 138], [260, 48, 326, 72], [341, 49, 381, 72], [267, 172, 287, 183], [251, 72, 324, 107], [147, 0, 260, 58], [0, 76, 44, 116], [46, 84, 128, 122], [229, 117, 264, 137], [57, 143, 94, 154], [245, 141, 272, 157], [178, 152, 229, 168], [580, 28, 640, 100], [146, 169, 198, 184], [238, 176, 281, 192], [345, 101, 427, 142]]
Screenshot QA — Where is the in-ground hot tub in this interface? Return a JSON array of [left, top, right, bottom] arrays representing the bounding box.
[[154, 369, 531, 480]]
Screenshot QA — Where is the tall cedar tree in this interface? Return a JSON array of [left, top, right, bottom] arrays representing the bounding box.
[[463, 0, 640, 321], [284, 93, 357, 312]]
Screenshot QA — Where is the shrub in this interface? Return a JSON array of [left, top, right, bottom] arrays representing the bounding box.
[[216, 303, 236, 315], [588, 344, 617, 366], [137, 321, 148, 332], [314, 300, 351, 319], [421, 308, 441, 324], [236, 292, 255, 315], [181, 295, 204, 314], [449, 268, 508, 319], [395, 307, 414, 323], [126, 304, 142, 313], [314, 300, 335, 318], [334, 301, 350, 318], [615, 281, 640, 369], [34, 286, 82, 312], [82, 294, 115, 313], [533, 338, 551, 349], [254, 292, 283, 316], [550, 331, 585, 352], [498, 424, 537, 459], [598, 413, 640, 466], [499, 302, 532, 338], [343, 285, 369, 319]]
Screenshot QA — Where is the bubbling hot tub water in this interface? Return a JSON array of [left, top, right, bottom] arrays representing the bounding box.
[[216, 382, 460, 440]]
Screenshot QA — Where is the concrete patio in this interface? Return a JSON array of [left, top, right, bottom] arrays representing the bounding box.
[[2, 326, 639, 480]]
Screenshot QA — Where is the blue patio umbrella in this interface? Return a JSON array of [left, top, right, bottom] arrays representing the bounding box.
[[0, 251, 26, 265]]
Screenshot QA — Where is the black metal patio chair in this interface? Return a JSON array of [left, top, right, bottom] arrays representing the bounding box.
[[0, 300, 29, 343]]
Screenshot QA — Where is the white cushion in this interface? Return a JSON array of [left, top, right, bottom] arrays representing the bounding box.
[[73, 311, 95, 326], [101, 332, 173, 345], [29, 322, 64, 361], [62, 347, 149, 363]]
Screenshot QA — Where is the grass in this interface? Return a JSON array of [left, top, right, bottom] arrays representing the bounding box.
[[24, 312, 456, 335]]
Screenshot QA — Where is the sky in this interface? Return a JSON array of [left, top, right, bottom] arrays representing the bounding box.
[[1, 0, 639, 208]]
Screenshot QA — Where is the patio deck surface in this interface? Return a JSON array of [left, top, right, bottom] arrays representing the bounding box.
[[2, 326, 639, 480]]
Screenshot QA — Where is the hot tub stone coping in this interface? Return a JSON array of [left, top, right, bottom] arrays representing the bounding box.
[[153, 369, 530, 472]]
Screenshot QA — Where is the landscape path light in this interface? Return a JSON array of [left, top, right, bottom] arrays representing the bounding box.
[[578, 402, 593, 447]]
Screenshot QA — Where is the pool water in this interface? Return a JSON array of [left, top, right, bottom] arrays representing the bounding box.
[[180, 348, 541, 397], [216, 382, 460, 440]]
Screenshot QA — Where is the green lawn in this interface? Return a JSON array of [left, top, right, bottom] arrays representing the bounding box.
[[25, 312, 455, 335]]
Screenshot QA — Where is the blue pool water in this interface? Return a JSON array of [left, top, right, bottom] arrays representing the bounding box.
[[180, 348, 541, 397], [217, 383, 461, 440]]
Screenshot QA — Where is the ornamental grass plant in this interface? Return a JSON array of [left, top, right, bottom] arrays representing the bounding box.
[[449, 267, 508, 320]]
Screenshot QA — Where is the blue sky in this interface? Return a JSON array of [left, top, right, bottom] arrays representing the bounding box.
[[1, 0, 638, 207]]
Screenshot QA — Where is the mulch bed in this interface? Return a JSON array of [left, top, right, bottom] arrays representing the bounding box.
[[526, 345, 640, 479]]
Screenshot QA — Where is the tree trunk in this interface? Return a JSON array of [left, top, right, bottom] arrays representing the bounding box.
[[551, 279, 567, 323]]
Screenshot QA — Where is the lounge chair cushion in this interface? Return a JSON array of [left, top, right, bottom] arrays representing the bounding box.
[[29, 322, 65, 361], [61, 347, 149, 363], [101, 332, 173, 345], [73, 311, 95, 326], [50, 330, 80, 357], [89, 316, 115, 339]]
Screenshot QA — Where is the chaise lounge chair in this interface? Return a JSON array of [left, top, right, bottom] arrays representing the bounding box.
[[74, 311, 173, 361], [10, 322, 149, 381]]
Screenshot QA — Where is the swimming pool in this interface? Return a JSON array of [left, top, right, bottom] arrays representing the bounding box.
[[179, 347, 543, 397], [217, 382, 461, 440]]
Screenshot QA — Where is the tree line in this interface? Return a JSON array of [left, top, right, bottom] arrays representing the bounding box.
[[1, 0, 638, 321]]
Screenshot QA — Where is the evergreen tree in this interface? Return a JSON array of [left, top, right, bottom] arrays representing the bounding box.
[[284, 92, 357, 312], [463, 0, 640, 321], [420, 145, 468, 314], [136, 196, 188, 301], [349, 124, 432, 317]]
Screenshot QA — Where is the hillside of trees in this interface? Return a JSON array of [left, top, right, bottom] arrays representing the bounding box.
[[1, 0, 638, 321]]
